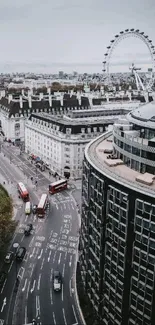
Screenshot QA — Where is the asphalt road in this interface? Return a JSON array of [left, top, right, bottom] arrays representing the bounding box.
[[0, 143, 83, 325]]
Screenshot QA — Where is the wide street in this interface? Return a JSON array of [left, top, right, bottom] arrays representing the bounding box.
[[0, 142, 83, 325]]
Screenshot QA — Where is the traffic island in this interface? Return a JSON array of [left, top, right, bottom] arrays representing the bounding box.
[[0, 183, 17, 263]]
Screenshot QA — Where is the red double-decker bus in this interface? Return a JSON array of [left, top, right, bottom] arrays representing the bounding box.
[[37, 194, 49, 218], [17, 182, 29, 201], [49, 179, 67, 194]]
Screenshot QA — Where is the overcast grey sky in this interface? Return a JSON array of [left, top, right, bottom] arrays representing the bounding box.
[[0, 0, 155, 73]]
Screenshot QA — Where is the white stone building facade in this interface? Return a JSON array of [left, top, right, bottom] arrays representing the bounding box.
[[25, 117, 100, 179]]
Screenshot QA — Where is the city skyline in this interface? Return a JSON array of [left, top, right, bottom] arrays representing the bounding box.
[[0, 0, 154, 73]]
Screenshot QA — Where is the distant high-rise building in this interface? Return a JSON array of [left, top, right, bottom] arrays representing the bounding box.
[[79, 101, 155, 325], [59, 71, 64, 78]]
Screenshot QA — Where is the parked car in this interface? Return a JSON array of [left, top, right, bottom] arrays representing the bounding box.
[[32, 205, 37, 214], [24, 223, 33, 236], [16, 247, 26, 261], [4, 251, 14, 264], [0, 272, 7, 287], [53, 271, 62, 292]]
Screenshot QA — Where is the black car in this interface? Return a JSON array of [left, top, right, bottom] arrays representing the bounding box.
[[53, 271, 62, 292], [4, 251, 14, 264], [0, 272, 7, 287], [32, 205, 37, 214], [24, 223, 33, 236], [16, 247, 26, 261]]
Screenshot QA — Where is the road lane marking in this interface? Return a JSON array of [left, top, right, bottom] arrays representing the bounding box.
[[62, 308, 67, 325], [48, 251, 51, 262], [30, 247, 35, 258], [17, 267, 25, 280], [38, 248, 43, 260], [40, 257, 45, 270], [0, 280, 7, 294], [33, 215, 37, 223], [69, 279, 72, 297], [30, 280, 36, 293], [1, 298, 6, 313], [50, 288, 53, 305], [29, 236, 35, 247], [8, 261, 14, 273], [22, 278, 28, 292], [37, 274, 41, 290], [24, 252, 29, 262], [72, 305, 78, 324], [71, 203, 75, 210], [24, 306, 27, 325], [36, 296, 40, 317], [25, 215, 28, 222], [69, 255, 73, 267], [53, 312, 56, 325], [58, 253, 62, 264], [62, 264, 65, 277], [34, 247, 40, 259], [64, 251, 67, 260], [26, 281, 30, 300], [50, 268, 53, 282], [30, 263, 35, 277], [61, 284, 64, 301], [53, 251, 56, 263], [20, 234, 25, 243], [35, 225, 42, 234]]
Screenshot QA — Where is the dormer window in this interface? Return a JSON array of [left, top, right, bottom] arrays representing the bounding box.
[[66, 128, 71, 135]]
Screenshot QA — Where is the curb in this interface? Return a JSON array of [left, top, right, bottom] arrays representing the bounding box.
[[73, 250, 87, 325], [70, 190, 86, 325]]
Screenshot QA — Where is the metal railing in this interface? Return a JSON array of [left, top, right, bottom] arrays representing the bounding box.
[[86, 131, 155, 197]]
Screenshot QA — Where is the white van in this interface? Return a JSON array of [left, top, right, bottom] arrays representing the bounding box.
[[25, 201, 31, 215]]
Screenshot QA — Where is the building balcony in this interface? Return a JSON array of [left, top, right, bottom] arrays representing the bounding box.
[[113, 126, 155, 153]]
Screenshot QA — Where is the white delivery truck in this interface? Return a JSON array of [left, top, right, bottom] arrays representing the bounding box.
[[25, 201, 31, 215]]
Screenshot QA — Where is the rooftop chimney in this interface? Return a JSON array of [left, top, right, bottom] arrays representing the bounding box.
[[48, 87, 51, 95], [39, 93, 44, 100], [0, 90, 5, 99], [28, 95, 32, 108], [28, 89, 31, 97], [49, 94, 52, 107], [60, 97, 63, 106], [19, 95, 23, 109], [8, 94, 13, 104]]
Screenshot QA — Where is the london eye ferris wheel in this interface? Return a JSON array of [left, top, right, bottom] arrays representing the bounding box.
[[102, 28, 155, 91]]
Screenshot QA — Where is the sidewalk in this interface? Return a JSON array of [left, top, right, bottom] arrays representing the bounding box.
[[21, 152, 82, 190], [0, 174, 22, 220]]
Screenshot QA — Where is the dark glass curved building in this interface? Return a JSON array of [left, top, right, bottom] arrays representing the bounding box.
[[79, 101, 155, 325]]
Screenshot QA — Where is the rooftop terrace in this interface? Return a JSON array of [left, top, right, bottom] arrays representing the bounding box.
[[86, 131, 155, 197]]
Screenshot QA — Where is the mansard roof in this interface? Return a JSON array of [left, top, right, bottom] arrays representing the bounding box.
[[0, 95, 90, 117]]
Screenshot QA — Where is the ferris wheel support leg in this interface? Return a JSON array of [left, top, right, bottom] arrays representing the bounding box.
[[137, 73, 145, 91], [134, 71, 140, 91]]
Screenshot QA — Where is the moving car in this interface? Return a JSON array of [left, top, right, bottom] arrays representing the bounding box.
[[24, 223, 33, 236], [4, 251, 14, 264], [0, 272, 7, 287], [32, 204, 37, 214], [16, 247, 26, 261], [53, 271, 62, 292]]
